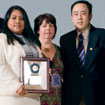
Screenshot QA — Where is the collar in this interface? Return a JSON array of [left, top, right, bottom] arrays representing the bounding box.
[[77, 25, 90, 41]]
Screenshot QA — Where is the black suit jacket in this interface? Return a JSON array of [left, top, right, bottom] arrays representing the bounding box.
[[60, 25, 105, 105]]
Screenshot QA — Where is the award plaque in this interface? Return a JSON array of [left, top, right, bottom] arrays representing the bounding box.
[[20, 57, 50, 93]]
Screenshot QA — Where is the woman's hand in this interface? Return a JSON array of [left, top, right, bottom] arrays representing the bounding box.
[[16, 85, 27, 96]]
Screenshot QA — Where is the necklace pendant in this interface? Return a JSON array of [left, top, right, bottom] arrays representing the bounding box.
[[44, 48, 49, 53]]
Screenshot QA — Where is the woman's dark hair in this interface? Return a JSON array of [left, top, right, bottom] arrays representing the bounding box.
[[2, 5, 38, 45], [34, 13, 57, 39], [71, 0, 92, 14], [0, 18, 4, 32]]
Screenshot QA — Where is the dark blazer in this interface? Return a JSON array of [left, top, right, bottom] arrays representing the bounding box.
[[60, 25, 105, 105]]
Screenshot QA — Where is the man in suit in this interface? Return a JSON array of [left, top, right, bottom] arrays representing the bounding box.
[[60, 0, 105, 105]]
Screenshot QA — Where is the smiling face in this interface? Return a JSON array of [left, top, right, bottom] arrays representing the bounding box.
[[38, 20, 55, 43], [8, 9, 25, 35], [71, 3, 92, 32]]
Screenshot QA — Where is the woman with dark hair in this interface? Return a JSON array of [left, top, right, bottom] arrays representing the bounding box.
[[0, 5, 42, 105], [34, 13, 63, 105], [0, 17, 4, 32]]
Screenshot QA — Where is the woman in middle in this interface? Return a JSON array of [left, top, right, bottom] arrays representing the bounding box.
[[34, 13, 63, 105]]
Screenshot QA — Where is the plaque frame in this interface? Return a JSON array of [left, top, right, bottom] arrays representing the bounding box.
[[20, 57, 50, 93]]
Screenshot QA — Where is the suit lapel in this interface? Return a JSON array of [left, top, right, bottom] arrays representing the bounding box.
[[70, 30, 81, 70], [84, 25, 99, 69]]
